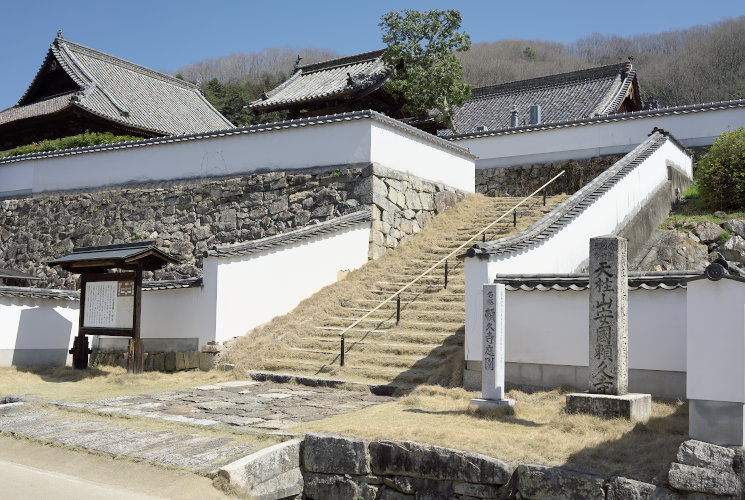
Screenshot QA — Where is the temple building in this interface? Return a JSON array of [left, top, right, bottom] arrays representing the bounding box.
[[0, 33, 233, 150], [248, 50, 402, 119], [251, 51, 642, 136], [447, 61, 642, 135]]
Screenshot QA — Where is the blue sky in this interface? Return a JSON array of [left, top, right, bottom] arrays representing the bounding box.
[[1, 1, 744, 110]]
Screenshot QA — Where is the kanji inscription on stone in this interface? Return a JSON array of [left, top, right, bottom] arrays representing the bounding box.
[[482, 283, 506, 400], [589, 236, 628, 395]]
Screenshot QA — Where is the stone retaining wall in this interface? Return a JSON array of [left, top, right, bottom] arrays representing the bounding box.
[[476, 155, 624, 197], [0, 164, 465, 289], [477, 146, 712, 199], [220, 434, 742, 499], [93, 349, 217, 372], [369, 165, 465, 259]]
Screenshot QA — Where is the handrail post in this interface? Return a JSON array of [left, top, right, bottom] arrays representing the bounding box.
[[332, 170, 565, 362], [543, 189, 547, 206], [340, 334, 345, 367], [396, 294, 401, 324], [444, 259, 449, 289]]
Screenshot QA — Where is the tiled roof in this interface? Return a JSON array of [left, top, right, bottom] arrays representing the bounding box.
[[0, 278, 203, 301], [0, 286, 79, 301], [2, 35, 233, 135], [467, 130, 676, 257], [0, 268, 40, 280], [48, 241, 178, 268], [142, 278, 202, 291], [0, 92, 75, 126], [495, 271, 699, 292], [0, 110, 475, 165], [249, 50, 389, 112], [446, 62, 636, 135], [207, 210, 372, 258], [447, 98, 745, 141]]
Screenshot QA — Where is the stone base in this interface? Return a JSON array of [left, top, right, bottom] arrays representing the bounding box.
[[468, 398, 515, 416], [565, 392, 651, 422]]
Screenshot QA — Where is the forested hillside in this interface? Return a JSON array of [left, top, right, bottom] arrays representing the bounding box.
[[176, 16, 745, 125]]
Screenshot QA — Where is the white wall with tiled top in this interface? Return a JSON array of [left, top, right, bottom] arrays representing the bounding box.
[[455, 104, 745, 168]]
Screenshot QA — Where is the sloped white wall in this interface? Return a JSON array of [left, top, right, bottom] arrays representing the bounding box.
[[465, 138, 691, 354], [210, 222, 371, 343]]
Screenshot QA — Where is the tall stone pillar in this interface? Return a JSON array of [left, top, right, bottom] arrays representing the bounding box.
[[588, 236, 628, 395], [469, 283, 515, 414], [566, 236, 650, 421]]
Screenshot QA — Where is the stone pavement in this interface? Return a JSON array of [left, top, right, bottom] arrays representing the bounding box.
[[0, 380, 394, 473]]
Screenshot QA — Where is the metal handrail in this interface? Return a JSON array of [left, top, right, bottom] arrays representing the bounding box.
[[338, 170, 566, 366]]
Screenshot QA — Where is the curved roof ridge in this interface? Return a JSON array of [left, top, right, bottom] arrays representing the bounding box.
[[469, 131, 671, 257], [300, 49, 386, 73], [470, 62, 629, 101]]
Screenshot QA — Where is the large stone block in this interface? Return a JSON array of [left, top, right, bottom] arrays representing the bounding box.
[[667, 462, 739, 496], [249, 468, 303, 500], [303, 472, 378, 500], [676, 440, 736, 471], [565, 392, 651, 422], [218, 438, 301, 489], [369, 440, 511, 485], [606, 477, 683, 499], [303, 433, 370, 475], [516, 464, 606, 500]]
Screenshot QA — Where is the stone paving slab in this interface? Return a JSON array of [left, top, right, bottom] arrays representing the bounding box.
[[0, 379, 394, 475], [67, 380, 394, 434]]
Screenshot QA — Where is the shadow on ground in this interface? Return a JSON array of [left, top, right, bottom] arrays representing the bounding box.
[[561, 402, 688, 484], [15, 365, 112, 383]]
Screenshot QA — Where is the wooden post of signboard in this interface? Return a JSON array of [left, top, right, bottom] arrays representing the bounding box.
[[70, 275, 91, 369], [128, 262, 144, 374]]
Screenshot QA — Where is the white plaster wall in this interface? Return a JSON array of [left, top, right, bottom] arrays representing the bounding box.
[[0, 296, 78, 366], [370, 122, 475, 192], [455, 105, 745, 168], [140, 287, 214, 348], [464, 139, 691, 360], [211, 223, 371, 342], [0, 117, 475, 197], [687, 278, 745, 403], [488, 141, 688, 275], [493, 288, 687, 371], [7, 120, 371, 194]]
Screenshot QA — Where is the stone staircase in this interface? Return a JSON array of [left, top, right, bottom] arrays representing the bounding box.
[[228, 194, 566, 388]]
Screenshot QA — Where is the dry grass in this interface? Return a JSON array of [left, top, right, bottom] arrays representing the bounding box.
[[222, 194, 566, 386], [294, 385, 687, 484], [0, 365, 238, 402]]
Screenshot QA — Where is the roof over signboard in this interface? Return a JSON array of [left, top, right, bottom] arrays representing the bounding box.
[[446, 62, 641, 136], [249, 50, 391, 114], [0, 34, 233, 137], [48, 241, 179, 272], [0, 268, 39, 280]]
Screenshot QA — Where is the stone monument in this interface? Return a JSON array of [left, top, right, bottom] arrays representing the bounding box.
[[469, 283, 515, 414], [566, 236, 651, 421]]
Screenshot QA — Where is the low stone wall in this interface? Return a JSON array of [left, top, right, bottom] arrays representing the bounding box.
[[369, 165, 466, 259], [92, 349, 217, 372], [1, 166, 367, 289], [1, 163, 466, 288], [476, 154, 623, 197], [220, 434, 741, 499]]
